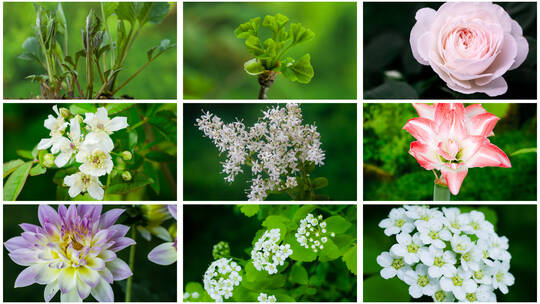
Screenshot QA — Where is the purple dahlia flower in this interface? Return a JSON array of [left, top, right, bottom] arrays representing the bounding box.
[[4, 205, 135, 302]]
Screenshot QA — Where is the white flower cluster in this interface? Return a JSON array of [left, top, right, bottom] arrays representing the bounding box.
[[203, 258, 242, 302], [196, 103, 325, 201], [37, 105, 128, 200], [295, 213, 335, 252], [251, 228, 293, 274], [257, 293, 277, 302], [377, 206, 514, 302]]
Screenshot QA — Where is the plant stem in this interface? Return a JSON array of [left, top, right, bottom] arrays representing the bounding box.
[[127, 117, 148, 131], [257, 71, 277, 99], [111, 60, 152, 95], [433, 182, 450, 201], [125, 227, 136, 302]]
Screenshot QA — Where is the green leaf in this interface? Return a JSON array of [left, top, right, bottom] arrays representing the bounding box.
[[365, 80, 419, 99], [243, 261, 287, 290], [147, 2, 170, 24], [29, 164, 47, 176], [70, 103, 97, 115], [145, 151, 175, 162], [244, 58, 265, 75], [293, 205, 317, 222], [116, 2, 137, 23], [261, 215, 290, 240], [234, 17, 261, 39], [19, 37, 42, 64], [288, 54, 314, 84], [342, 244, 357, 275], [105, 103, 134, 115], [3, 162, 32, 201], [262, 15, 278, 33], [239, 205, 259, 217], [287, 234, 317, 262], [143, 161, 160, 195], [4, 159, 25, 178], [482, 103, 511, 118], [136, 3, 152, 24], [364, 276, 410, 302], [245, 36, 264, 56], [290, 23, 315, 45], [325, 215, 352, 234], [311, 177, 328, 190], [289, 263, 308, 285], [319, 238, 341, 262], [16, 150, 34, 160], [511, 147, 537, 156], [148, 115, 177, 143], [128, 131, 138, 150], [106, 174, 153, 195], [102, 2, 118, 19]]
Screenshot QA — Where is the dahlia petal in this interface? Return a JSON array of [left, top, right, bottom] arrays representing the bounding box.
[[100, 267, 114, 284], [441, 167, 468, 195], [403, 118, 436, 143], [467, 143, 511, 168], [44, 281, 59, 302], [108, 224, 130, 239], [168, 205, 178, 220], [107, 258, 133, 280], [148, 242, 177, 266], [137, 226, 152, 241], [110, 237, 136, 252], [99, 250, 117, 262], [38, 205, 61, 227], [77, 265, 101, 288], [149, 226, 173, 241], [14, 264, 42, 287], [19, 223, 42, 233], [9, 248, 39, 266], [99, 209, 125, 229], [57, 205, 68, 218], [58, 267, 77, 294], [91, 278, 114, 302], [467, 113, 499, 137], [87, 257, 106, 272], [36, 265, 60, 284], [66, 205, 78, 221], [76, 279, 92, 300], [60, 288, 83, 302], [77, 205, 102, 224], [5, 236, 33, 252], [409, 141, 438, 170]]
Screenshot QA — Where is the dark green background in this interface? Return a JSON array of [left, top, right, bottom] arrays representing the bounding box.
[[3, 2, 177, 99], [183, 103, 357, 201], [364, 103, 537, 201], [184, 2, 357, 99], [3, 205, 177, 302], [363, 205, 537, 302], [364, 2, 537, 99], [3, 103, 177, 201]]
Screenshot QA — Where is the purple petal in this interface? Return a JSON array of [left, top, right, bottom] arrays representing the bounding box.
[[99, 209, 125, 229], [168, 205, 177, 220], [66, 205, 78, 221], [108, 224, 130, 239], [38, 205, 61, 227], [109, 237, 135, 252], [90, 279, 114, 302], [14, 264, 41, 287], [77, 205, 102, 224], [9, 249, 39, 266], [20, 223, 42, 233], [100, 268, 114, 284], [148, 242, 177, 265], [21, 232, 41, 243], [57, 205, 67, 218], [107, 259, 133, 280], [5, 236, 33, 252]]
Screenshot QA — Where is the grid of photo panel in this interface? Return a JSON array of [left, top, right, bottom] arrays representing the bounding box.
[[0, 0, 538, 304]]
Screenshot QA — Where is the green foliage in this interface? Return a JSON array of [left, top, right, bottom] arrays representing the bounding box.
[[235, 13, 315, 86], [184, 204, 357, 302], [3, 161, 33, 201], [13, 2, 175, 99]]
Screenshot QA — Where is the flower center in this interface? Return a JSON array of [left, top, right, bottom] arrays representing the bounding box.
[[451, 221, 460, 229], [407, 243, 419, 253], [394, 219, 404, 228], [429, 231, 439, 240], [496, 272, 504, 282], [462, 251, 471, 262], [452, 275, 463, 286], [97, 123, 105, 130], [471, 221, 480, 230], [417, 275, 429, 287], [474, 270, 483, 280], [391, 258, 404, 270], [434, 256, 445, 267], [88, 150, 108, 169], [466, 293, 477, 302], [434, 290, 446, 302], [438, 139, 463, 163], [455, 243, 465, 252]]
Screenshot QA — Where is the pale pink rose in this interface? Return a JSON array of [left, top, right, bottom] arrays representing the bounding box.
[[410, 2, 529, 97]]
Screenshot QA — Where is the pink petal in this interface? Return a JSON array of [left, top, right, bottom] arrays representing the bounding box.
[[403, 118, 436, 143], [467, 113, 499, 137], [474, 33, 517, 86], [409, 141, 438, 170], [467, 143, 511, 168], [435, 105, 467, 140], [459, 136, 489, 161], [412, 103, 434, 120], [441, 167, 468, 195], [410, 8, 436, 65], [509, 20, 529, 70], [464, 104, 487, 119], [477, 77, 508, 97]]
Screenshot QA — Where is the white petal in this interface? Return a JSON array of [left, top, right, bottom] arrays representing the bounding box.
[[55, 152, 71, 168], [148, 242, 177, 265], [380, 267, 397, 279], [44, 281, 59, 302], [37, 138, 52, 150], [409, 285, 423, 298], [60, 288, 82, 302], [87, 182, 104, 200], [107, 116, 128, 132], [90, 278, 114, 302]]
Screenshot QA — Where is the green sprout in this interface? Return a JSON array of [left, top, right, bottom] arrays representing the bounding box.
[[235, 13, 315, 99]]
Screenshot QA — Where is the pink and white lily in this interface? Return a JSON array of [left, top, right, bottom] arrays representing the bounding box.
[[403, 103, 511, 195]]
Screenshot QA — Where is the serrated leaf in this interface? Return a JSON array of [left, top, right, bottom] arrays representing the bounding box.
[[325, 215, 352, 234], [3, 162, 32, 201], [288, 54, 314, 84], [293, 205, 317, 222], [147, 2, 170, 24], [312, 177, 328, 189], [343, 244, 357, 275], [244, 58, 265, 75], [239, 205, 259, 217], [290, 23, 315, 45], [106, 174, 153, 194], [102, 2, 118, 19], [105, 103, 134, 115], [235, 17, 261, 39], [289, 263, 308, 285], [148, 115, 177, 143], [4, 159, 25, 178], [115, 2, 137, 23], [287, 234, 317, 262], [29, 164, 47, 176], [70, 103, 97, 115], [243, 262, 286, 290], [319, 238, 341, 262], [245, 36, 264, 56]]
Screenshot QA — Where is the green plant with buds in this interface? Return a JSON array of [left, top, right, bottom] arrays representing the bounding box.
[[235, 13, 315, 99], [19, 2, 176, 99]]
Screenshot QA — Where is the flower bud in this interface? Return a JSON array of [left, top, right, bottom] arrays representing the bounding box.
[[121, 171, 132, 181], [116, 159, 126, 171], [75, 114, 83, 124], [121, 151, 132, 161], [43, 153, 55, 168], [59, 107, 71, 119], [212, 241, 231, 260]]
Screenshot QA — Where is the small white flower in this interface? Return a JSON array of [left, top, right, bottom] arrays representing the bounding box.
[[417, 245, 457, 278], [450, 234, 473, 254], [64, 172, 104, 200], [84, 107, 128, 151], [432, 285, 456, 302], [378, 207, 415, 236], [439, 266, 476, 300], [460, 246, 483, 272], [76, 142, 113, 176], [491, 260, 515, 294], [257, 293, 276, 302], [390, 232, 424, 265], [403, 264, 438, 298], [376, 251, 412, 280], [55, 118, 83, 167], [416, 219, 452, 249], [252, 229, 292, 274], [462, 211, 494, 239], [37, 105, 69, 153], [442, 207, 469, 234]]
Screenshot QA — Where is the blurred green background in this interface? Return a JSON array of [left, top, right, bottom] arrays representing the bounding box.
[[184, 2, 357, 99], [364, 103, 537, 201], [363, 205, 537, 302], [3, 204, 177, 302], [3, 103, 177, 201], [3, 2, 177, 99], [184, 204, 357, 301], [364, 2, 537, 99], [183, 103, 357, 201]]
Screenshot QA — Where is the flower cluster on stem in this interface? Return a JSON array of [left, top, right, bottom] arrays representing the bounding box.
[[203, 258, 242, 302], [251, 228, 293, 274], [295, 213, 335, 252]]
